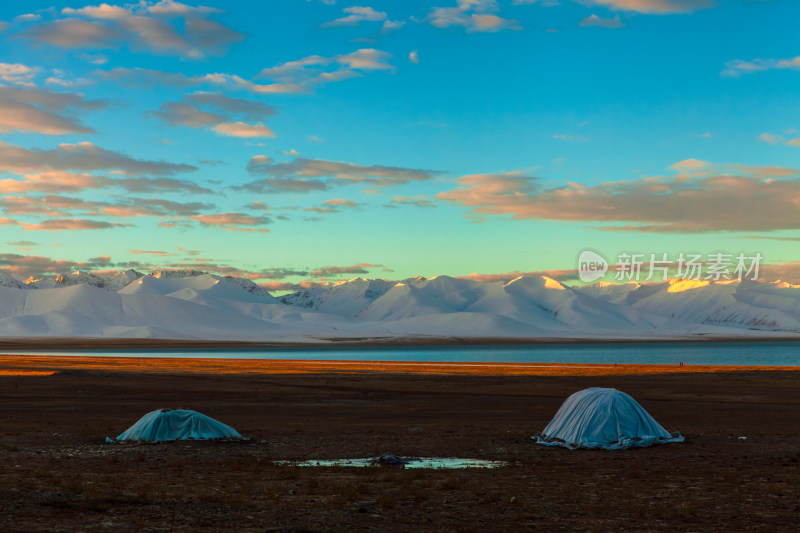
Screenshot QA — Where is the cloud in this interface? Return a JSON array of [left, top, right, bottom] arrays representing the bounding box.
[[20, 218, 132, 231], [109, 177, 214, 194], [758, 132, 784, 145], [321, 6, 387, 27], [581, 0, 717, 14], [147, 101, 226, 127], [427, 0, 522, 33], [0, 63, 39, 85], [20, 2, 244, 59], [757, 132, 800, 149], [579, 14, 624, 28], [239, 155, 442, 193], [183, 92, 276, 121], [388, 196, 435, 208], [130, 249, 170, 256], [212, 122, 275, 138], [0, 171, 105, 194], [190, 212, 272, 232], [304, 198, 361, 213], [0, 170, 211, 196], [0, 141, 196, 176], [457, 268, 579, 283], [553, 133, 589, 142], [255, 48, 394, 89], [436, 162, 800, 233], [723, 56, 800, 77], [0, 252, 116, 277], [758, 261, 800, 284], [19, 19, 120, 48], [0, 194, 212, 221], [62, 4, 131, 19], [309, 262, 379, 277], [381, 20, 405, 33], [146, 92, 278, 137], [99, 67, 304, 94], [0, 83, 107, 135], [260, 280, 329, 292], [409, 50, 419, 64]]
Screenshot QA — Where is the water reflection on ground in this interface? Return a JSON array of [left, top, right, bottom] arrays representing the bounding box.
[[275, 457, 508, 469]]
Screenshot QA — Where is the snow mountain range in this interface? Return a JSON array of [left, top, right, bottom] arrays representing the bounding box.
[[0, 269, 798, 342]]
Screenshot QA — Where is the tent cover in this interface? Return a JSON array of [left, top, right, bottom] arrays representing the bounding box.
[[533, 387, 684, 450], [107, 409, 246, 443]]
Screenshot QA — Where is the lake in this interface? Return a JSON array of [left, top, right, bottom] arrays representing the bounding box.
[[9, 341, 800, 366]]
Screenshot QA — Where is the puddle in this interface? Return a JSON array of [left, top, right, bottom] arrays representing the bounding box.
[[275, 457, 507, 469]]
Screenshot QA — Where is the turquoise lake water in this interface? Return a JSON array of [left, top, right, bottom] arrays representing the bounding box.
[[11, 341, 800, 365]]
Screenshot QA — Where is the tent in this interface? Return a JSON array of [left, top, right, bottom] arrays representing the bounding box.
[[533, 387, 684, 450], [107, 409, 246, 443]]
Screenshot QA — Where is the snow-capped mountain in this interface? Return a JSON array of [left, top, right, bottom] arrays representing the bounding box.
[[0, 270, 26, 289], [0, 267, 798, 341], [576, 278, 800, 331], [281, 277, 394, 316]]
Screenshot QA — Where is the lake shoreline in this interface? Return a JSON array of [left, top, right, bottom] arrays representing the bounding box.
[[2, 354, 800, 376], [1, 333, 800, 351]]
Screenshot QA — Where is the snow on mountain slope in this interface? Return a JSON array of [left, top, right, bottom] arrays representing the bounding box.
[[487, 276, 679, 332], [0, 267, 798, 340], [575, 281, 642, 305], [22, 276, 57, 289], [280, 286, 328, 309], [359, 275, 679, 334], [298, 277, 395, 316], [105, 269, 144, 291], [118, 273, 277, 303], [585, 279, 800, 331], [0, 285, 284, 340], [0, 270, 25, 289], [357, 279, 465, 321], [54, 271, 107, 289], [382, 311, 554, 339]]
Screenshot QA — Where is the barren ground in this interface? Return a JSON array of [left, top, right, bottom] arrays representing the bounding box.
[[1, 355, 799, 532]]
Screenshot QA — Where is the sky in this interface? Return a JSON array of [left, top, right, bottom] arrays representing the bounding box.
[[0, 0, 798, 290]]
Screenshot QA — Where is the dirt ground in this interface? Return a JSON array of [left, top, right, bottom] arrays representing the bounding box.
[[1, 355, 799, 532]]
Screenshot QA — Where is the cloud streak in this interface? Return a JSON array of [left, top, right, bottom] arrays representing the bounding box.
[[0, 84, 107, 135], [0, 141, 196, 176], [239, 156, 442, 193], [436, 162, 800, 232], [18, 1, 245, 60]]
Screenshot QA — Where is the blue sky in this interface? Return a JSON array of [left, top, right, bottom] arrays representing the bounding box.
[[0, 0, 798, 289]]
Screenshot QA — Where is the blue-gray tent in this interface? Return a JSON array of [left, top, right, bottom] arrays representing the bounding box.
[[533, 388, 683, 450], [107, 409, 246, 443]]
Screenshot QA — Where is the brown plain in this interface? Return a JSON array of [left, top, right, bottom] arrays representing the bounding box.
[[1, 353, 799, 532]]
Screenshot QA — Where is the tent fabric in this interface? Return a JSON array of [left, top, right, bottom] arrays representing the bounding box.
[[107, 409, 246, 443], [533, 387, 684, 450]]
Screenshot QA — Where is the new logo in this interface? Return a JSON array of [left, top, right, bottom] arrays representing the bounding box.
[[578, 250, 608, 283]]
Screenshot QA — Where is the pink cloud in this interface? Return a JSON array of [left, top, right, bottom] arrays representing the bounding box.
[[436, 164, 800, 233], [191, 212, 271, 232], [20, 218, 131, 231]]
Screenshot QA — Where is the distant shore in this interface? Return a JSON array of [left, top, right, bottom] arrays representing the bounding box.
[[1, 333, 799, 351]]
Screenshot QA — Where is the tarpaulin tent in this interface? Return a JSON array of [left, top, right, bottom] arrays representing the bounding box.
[[106, 409, 246, 443], [533, 387, 683, 450]]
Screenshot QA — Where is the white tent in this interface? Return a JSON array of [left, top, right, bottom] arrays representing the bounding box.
[[533, 387, 684, 450], [107, 409, 246, 443]]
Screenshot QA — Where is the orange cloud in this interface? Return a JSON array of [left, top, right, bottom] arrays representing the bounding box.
[[20, 218, 132, 231], [191, 212, 271, 232], [212, 122, 275, 138], [436, 163, 800, 233]]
